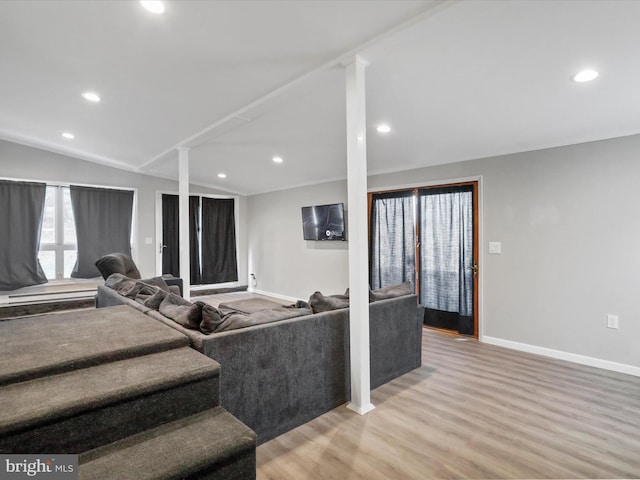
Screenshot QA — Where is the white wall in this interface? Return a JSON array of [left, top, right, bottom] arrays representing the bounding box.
[[247, 180, 349, 300], [248, 134, 640, 370], [0, 139, 248, 283]]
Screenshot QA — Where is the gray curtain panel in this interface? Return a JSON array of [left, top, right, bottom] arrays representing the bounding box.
[[70, 186, 134, 278], [161, 194, 180, 277], [189, 195, 202, 285], [201, 197, 238, 284], [419, 186, 473, 316], [161, 194, 202, 284], [369, 191, 416, 290], [0, 180, 48, 290]]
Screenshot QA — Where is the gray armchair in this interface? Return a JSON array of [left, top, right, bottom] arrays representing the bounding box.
[[95, 253, 184, 296]]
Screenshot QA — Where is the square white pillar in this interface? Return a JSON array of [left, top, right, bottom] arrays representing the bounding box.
[[344, 55, 374, 415]]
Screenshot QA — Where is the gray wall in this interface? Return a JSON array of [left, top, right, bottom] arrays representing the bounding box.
[[0, 139, 248, 282], [247, 180, 349, 300], [248, 134, 640, 368]]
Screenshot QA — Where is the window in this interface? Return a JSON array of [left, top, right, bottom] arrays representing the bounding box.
[[38, 186, 77, 280]]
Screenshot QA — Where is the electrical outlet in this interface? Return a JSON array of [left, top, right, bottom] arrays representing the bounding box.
[[606, 314, 619, 329]]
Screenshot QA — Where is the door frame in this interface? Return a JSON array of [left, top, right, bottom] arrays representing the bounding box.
[[368, 176, 483, 339], [154, 190, 242, 290]]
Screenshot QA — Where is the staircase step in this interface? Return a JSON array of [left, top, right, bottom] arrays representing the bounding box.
[[0, 347, 221, 454], [0, 305, 189, 386], [79, 407, 256, 480]]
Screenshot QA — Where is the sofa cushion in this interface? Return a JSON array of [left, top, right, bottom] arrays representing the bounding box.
[[370, 281, 413, 301], [138, 287, 169, 310], [210, 306, 314, 333], [308, 291, 349, 313], [116, 279, 147, 299], [134, 284, 161, 305], [289, 300, 311, 310], [104, 273, 130, 289], [217, 297, 284, 315], [159, 293, 203, 329], [200, 304, 224, 334]]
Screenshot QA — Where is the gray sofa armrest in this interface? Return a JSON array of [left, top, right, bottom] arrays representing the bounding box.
[[369, 294, 422, 388], [162, 277, 183, 297]]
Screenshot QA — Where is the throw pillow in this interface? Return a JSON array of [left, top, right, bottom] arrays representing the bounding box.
[[200, 303, 224, 334], [116, 279, 146, 298], [141, 288, 168, 310], [286, 300, 311, 310], [308, 291, 350, 313], [134, 284, 161, 305], [159, 293, 202, 329], [344, 287, 377, 302], [214, 305, 314, 332], [104, 273, 128, 289]]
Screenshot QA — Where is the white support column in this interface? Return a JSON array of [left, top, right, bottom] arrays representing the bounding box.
[[344, 55, 374, 415], [178, 147, 191, 301]]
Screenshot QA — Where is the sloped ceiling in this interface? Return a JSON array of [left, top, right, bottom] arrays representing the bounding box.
[[1, 0, 640, 195]]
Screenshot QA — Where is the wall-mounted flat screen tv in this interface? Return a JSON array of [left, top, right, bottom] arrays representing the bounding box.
[[301, 203, 346, 241]]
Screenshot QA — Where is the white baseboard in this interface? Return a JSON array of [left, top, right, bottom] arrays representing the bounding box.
[[482, 336, 640, 378], [247, 288, 299, 303], [346, 402, 376, 415]]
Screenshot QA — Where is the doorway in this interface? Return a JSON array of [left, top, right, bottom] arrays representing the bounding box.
[[369, 181, 479, 337], [158, 193, 239, 286]]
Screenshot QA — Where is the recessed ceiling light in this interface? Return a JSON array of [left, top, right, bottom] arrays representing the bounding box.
[[218, 173, 227, 179], [62, 132, 74, 139], [272, 156, 284, 164], [572, 69, 599, 83], [81, 91, 101, 103], [376, 124, 391, 134], [140, 1, 165, 14]]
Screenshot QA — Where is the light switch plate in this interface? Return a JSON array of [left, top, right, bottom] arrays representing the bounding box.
[[144, 237, 153, 245], [489, 242, 501, 254]]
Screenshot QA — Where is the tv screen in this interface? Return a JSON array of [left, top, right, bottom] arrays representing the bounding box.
[[301, 203, 346, 241]]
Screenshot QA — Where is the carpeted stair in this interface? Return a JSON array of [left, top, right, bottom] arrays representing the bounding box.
[[0, 305, 256, 479]]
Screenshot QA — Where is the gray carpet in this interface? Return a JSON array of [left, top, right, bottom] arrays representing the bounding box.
[[80, 407, 256, 480], [1, 304, 257, 477], [0, 305, 188, 385]]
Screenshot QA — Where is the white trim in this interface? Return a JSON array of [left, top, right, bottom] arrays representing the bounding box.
[[482, 336, 640, 378], [346, 402, 375, 415], [367, 175, 482, 193], [0, 176, 136, 192], [0, 278, 103, 305]]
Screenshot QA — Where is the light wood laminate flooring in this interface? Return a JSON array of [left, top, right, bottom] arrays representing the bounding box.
[[256, 329, 640, 479]]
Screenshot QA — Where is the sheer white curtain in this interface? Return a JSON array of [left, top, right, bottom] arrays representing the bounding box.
[[419, 186, 474, 333], [369, 191, 416, 290]]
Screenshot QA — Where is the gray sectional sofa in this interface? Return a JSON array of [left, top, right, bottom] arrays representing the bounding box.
[[96, 275, 422, 444]]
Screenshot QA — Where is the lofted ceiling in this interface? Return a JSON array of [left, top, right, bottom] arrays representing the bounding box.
[[1, 0, 640, 195]]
